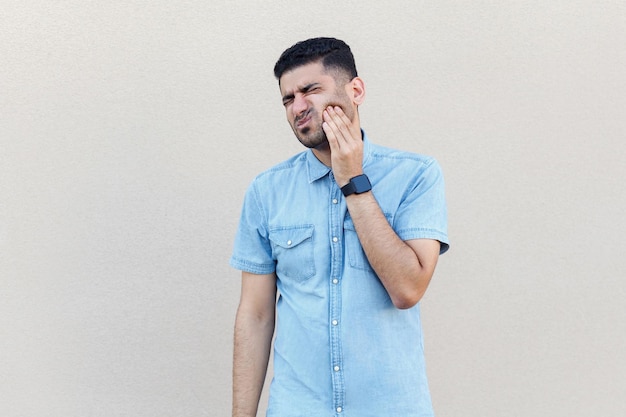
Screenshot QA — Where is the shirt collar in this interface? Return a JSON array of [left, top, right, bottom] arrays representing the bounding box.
[[306, 130, 372, 183]]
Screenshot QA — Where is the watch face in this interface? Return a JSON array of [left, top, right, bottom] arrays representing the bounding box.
[[341, 174, 372, 196], [353, 175, 372, 193]]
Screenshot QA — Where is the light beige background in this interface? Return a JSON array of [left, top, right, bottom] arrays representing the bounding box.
[[1, 1, 625, 416]]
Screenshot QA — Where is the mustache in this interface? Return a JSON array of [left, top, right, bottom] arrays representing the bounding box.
[[294, 109, 313, 125]]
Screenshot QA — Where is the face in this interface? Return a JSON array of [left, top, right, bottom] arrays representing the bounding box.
[[279, 61, 356, 150]]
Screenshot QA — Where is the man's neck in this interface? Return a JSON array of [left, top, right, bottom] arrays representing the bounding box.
[[311, 146, 332, 167]]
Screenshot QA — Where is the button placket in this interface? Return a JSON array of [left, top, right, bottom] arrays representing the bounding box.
[[328, 178, 345, 415]]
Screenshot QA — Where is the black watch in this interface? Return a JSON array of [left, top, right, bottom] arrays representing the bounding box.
[[341, 174, 372, 197]]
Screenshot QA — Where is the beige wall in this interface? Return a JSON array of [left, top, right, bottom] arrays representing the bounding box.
[[2, 1, 625, 416]]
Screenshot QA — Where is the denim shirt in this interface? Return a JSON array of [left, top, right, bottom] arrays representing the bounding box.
[[231, 133, 449, 417]]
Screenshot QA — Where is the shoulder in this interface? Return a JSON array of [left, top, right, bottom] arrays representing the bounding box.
[[367, 141, 440, 172], [253, 151, 307, 181]]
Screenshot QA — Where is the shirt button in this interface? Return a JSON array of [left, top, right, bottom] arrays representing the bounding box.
[[337, 407, 342, 413], [334, 365, 340, 372], [332, 278, 338, 284], [332, 198, 338, 204], [332, 237, 338, 243], [287, 240, 292, 246], [332, 320, 338, 326]]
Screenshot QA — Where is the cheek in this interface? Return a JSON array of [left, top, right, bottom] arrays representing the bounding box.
[[284, 107, 295, 122]]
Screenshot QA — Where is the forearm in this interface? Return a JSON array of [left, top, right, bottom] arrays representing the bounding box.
[[346, 191, 435, 309], [320, 105, 438, 308], [232, 309, 275, 417]]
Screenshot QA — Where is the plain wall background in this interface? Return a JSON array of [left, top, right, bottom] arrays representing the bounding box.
[[2, 1, 625, 416]]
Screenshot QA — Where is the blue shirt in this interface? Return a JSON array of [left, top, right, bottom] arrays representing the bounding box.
[[230, 133, 449, 417]]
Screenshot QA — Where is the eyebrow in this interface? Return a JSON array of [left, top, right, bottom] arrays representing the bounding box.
[[282, 83, 321, 103]]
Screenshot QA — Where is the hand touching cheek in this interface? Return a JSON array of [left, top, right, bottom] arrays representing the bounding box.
[[322, 106, 363, 187]]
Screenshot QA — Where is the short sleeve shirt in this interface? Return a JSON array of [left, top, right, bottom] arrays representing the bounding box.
[[230, 132, 449, 417]]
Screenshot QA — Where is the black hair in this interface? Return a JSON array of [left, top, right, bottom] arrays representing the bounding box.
[[273, 37, 358, 82]]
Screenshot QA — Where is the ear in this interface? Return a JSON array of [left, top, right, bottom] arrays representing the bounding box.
[[347, 77, 366, 105]]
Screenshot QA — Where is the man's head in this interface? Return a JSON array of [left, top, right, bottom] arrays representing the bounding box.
[[275, 38, 365, 152], [274, 37, 358, 84]]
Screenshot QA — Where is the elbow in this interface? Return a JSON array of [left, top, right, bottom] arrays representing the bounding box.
[[393, 299, 417, 310], [391, 289, 423, 310], [391, 265, 435, 309], [390, 275, 431, 309]]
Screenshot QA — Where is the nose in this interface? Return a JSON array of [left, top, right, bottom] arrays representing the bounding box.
[[292, 94, 308, 118]]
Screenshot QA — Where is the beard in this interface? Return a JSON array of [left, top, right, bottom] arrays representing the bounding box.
[[292, 109, 329, 150], [291, 91, 355, 150]]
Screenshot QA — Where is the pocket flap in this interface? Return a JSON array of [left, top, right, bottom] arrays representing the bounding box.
[[269, 225, 314, 249]]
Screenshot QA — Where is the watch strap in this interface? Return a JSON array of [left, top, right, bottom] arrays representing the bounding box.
[[341, 174, 372, 196]]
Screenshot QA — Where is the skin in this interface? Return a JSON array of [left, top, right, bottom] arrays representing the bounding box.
[[279, 62, 356, 156], [232, 60, 442, 416], [232, 271, 276, 417]]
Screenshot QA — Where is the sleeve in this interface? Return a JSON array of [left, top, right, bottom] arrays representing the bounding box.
[[229, 180, 277, 274], [393, 157, 449, 254]]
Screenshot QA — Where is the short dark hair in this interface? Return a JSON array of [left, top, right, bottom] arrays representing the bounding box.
[[273, 37, 358, 82]]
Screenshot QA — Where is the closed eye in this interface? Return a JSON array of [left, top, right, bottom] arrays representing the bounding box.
[[302, 84, 321, 94], [281, 83, 322, 107]]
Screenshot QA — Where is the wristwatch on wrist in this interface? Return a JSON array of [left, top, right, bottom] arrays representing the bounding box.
[[341, 174, 372, 197]]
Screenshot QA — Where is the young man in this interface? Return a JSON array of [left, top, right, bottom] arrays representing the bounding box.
[[231, 37, 449, 417]]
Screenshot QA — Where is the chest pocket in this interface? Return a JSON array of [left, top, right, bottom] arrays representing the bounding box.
[[343, 214, 393, 272], [269, 225, 316, 282]]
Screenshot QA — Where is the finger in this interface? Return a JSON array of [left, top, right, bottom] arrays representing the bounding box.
[[322, 117, 340, 152], [332, 106, 352, 129], [323, 108, 345, 148], [323, 109, 342, 150], [326, 106, 352, 145]]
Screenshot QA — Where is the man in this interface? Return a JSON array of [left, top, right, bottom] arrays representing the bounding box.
[[231, 37, 449, 417]]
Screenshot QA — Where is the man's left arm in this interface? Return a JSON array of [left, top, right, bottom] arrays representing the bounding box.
[[344, 192, 440, 309], [323, 105, 441, 309]]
